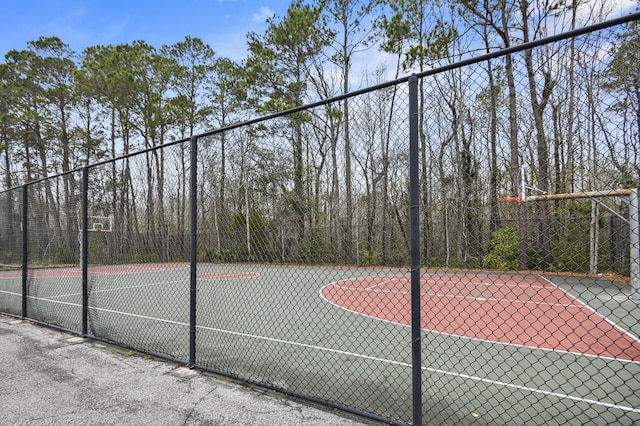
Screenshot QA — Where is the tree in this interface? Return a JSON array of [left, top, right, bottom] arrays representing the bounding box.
[[210, 57, 248, 205], [4, 38, 80, 254], [456, 0, 527, 268], [30, 37, 80, 251], [133, 42, 177, 261], [0, 62, 19, 262], [163, 36, 216, 138], [79, 43, 144, 243], [380, 0, 456, 264], [305, 61, 343, 253], [519, 0, 558, 270], [4, 47, 47, 184], [0, 62, 18, 192], [161, 37, 217, 256], [479, 28, 503, 234], [323, 0, 380, 261], [603, 18, 640, 186], [208, 57, 248, 252], [73, 66, 107, 165], [246, 0, 332, 242]]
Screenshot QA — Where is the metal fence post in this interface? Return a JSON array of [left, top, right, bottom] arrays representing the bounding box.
[[409, 75, 422, 426], [189, 136, 198, 366], [82, 166, 89, 335], [630, 188, 640, 300], [21, 185, 28, 319]]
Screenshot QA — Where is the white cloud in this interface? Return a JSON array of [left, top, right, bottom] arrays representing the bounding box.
[[575, 0, 637, 23], [253, 6, 274, 23]]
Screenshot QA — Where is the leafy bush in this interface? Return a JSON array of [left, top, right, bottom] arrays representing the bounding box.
[[87, 239, 105, 261], [297, 227, 332, 264], [483, 227, 520, 270], [54, 246, 75, 264], [360, 249, 381, 266]]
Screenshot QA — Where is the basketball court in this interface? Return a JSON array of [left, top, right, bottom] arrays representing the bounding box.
[[322, 273, 640, 362], [0, 263, 639, 423]]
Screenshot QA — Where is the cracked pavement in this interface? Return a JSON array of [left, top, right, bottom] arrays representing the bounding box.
[[0, 316, 375, 425]]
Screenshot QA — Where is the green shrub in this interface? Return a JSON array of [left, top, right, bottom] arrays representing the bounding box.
[[54, 246, 75, 264], [361, 249, 381, 266], [87, 239, 104, 261], [483, 227, 520, 270], [297, 227, 332, 264]]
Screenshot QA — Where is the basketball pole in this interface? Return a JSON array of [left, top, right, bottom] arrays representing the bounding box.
[[629, 189, 639, 300], [504, 188, 639, 301]]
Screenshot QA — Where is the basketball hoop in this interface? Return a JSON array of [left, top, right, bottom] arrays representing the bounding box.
[[497, 196, 523, 204]]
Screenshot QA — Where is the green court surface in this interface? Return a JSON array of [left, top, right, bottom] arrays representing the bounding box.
[[1, 263, 639, 425]]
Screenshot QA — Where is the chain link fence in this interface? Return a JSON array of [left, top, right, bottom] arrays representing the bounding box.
[[2, 15, 640, 425]]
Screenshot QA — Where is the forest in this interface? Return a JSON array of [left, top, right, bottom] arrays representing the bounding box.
[[0, 0, 639, 274]]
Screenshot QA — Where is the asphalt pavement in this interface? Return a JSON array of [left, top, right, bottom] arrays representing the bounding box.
[[0, 315, 377, 425]]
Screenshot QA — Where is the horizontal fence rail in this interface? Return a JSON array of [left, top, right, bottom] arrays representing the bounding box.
[[2, 14, 640, 425]]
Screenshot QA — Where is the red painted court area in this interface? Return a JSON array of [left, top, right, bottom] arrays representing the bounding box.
[[0, 265, 258, 281], [0, 263, 187, 279], [0, 265, 259, 281], [321, 273, 640, 362]]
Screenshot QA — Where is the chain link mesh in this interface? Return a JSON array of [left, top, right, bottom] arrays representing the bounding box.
[[1, 21, 639, 425], [23, 175, 83, 331], [0, 189, 22, 317], [415, 25, 640, 425]]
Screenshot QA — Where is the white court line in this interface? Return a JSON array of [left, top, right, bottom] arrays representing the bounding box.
[[41, 280, 183, 300], [540, 276, 640, 344], [319, 285, 640, 364], [194, 323, 639, 414], [362, 278, 398, 291], [83, 300, 640, 415], [411, 289, 577, 309], [331, 277, 551, 292], [331, 277, 400, 291], [328, 281, 580, 309], [194, 326, 640, 414], [423, 365, 640, 414], [6, 292, 640, 415], [452, 280, 551, 290]]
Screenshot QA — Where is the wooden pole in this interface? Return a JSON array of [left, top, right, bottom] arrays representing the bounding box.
[[525, 189, 633, 202]]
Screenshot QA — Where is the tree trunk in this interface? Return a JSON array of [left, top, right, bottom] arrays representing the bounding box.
[[521, 0, 553, 270], [483, 24, 501, 233]]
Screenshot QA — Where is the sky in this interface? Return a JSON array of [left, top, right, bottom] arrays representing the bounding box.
[[0, 0, 637, 65], [0, 0, 292, 62]]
